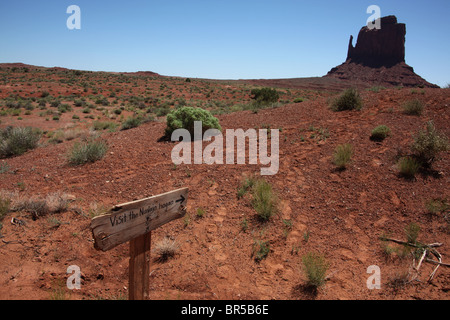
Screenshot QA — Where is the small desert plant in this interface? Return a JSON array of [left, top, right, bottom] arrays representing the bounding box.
[[196, 208, 206, 218], [402, 99, 424, 115], [425, 198, 449, 215], [154, 237, 179, 261], [293, 97, 304, 103], [240, 218, 248, 232], [93, 121, 118, 131], [370, 125, 391, 141], [404, 222, 420, 245], [397, 156, 421, 178], [302, 252, 329, 288], [410, 121, 449, 166], [68, 139, 108, 165], [0, 127, 41, 158], [121, 116, 142, 130], [237, 175, 257, 199], [0, 197, 10, 221], [332, 143, 353, 169], [252, 239, 270, 262], [251, 178, 278, 222], [165, 106, 221, 137], [330, 88, 363, 111]]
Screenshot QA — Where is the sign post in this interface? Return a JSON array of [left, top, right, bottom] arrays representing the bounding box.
[[90, 187, 188, 300]]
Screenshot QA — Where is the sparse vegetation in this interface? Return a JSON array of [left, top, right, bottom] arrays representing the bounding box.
[[196, 207, 206, 218], [237, 175, 257, 199], [402, 99, 424, 115], [425, 198, 449, 215], [93, 121, 118, 131], [252, 239, 270, 262], [8, 192, 70, 220], [154, 237, 180, 262], [121, 116, 142, 130], [332, 143, 353, 169], [330, 88, 363, 111], [0, 127, 41, 158], [251, 178, 278, 222], [302, 252, 329, 289], [67, 139, 108, 165], [370, 125, 391, 141], [397, 156, 421, 178], [411, 121, 449, 167]]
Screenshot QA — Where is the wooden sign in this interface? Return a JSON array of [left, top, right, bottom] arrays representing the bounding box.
[[89, 187, 188, 300], [91, 187, 188, 252]]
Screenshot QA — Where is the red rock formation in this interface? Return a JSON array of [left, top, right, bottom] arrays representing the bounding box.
[[347, 16, 406, 67], [326, 16, 439, 88]]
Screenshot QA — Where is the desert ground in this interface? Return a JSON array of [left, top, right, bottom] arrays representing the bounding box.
[[0, 63, 448, 300]]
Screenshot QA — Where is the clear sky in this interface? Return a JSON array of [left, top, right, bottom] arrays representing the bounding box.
[[1, 0, 449, 86]]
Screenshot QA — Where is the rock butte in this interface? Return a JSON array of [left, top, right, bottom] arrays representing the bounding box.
[[326, 15, 439, 88]]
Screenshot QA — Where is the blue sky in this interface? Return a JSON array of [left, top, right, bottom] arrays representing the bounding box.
[[0, 0, 449, 86]]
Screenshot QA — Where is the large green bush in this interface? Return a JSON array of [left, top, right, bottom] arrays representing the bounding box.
[[250, 87, 280, 104], [165, 106, 221, 137]]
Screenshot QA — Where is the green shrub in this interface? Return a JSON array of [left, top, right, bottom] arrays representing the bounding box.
[[398, 156, 421, 178], [411, 121, 449, 166], [250, 87, 279, 104], [302, 252, 329, 288], [93, 121, 118, 131], [402, 99, 424, 115], [74, 99, 85, 107], [0, 127, 41, 158], [58, 104, 72, 113], [370, 125, 391, 141], [68, 139, 108, 165], [165, 106, 221, 137], [251, 178, 278, 222], [332, 144, 353, 169], [330, 88, 363, 111], [293, 97, 304, 103], [121, 116, 142, 130]]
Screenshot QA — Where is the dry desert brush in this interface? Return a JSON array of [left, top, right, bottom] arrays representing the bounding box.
[[154, 237, 180, 262]]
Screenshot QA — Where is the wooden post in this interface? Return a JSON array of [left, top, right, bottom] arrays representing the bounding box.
[[90, 188, 188, 300], [129, 232, 151, 300]]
